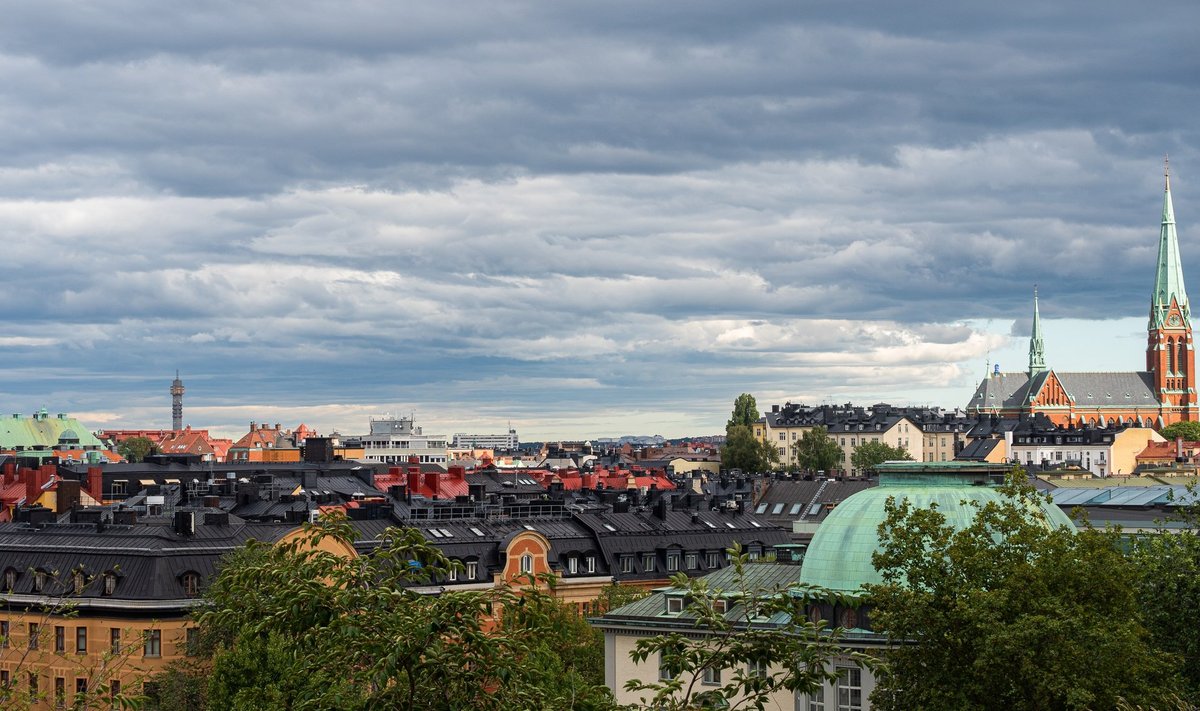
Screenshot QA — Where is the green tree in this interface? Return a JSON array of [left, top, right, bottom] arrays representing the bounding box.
[[187, 514, 616, 711], [625, 546, 860, 711], [867, 474, 1181, 710], [795, 426, 842, 474], [727, 394, 761, 430], [1159, 420, 1200, 442], [116, 436, 159, 463], [849, 441, 912, 473], [1130, 487, 1200, 705], [721, 424, 779, 473]]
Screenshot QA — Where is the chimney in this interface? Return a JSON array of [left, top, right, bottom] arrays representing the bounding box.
[[56, 479, 81, 514], [87, 467, 103, 500], [424, 470, 440, 498], [407, 468, 422, 495], [448, 465, 465, 481], [250, 421, 256, 431]]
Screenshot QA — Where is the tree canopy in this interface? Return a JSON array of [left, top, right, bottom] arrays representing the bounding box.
[[849, 441, 911, 473], [116, 435, 159, 462], [726, 393, 760, 430], [172, 514, 615, 711], [721, 424, 778, 473], [867, 474, 1182, 710], [1159, 420, 1200, 442], [795, 426, 842, 474]]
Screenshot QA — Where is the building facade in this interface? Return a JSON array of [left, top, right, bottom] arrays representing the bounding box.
[[356, 416, 448, 465]]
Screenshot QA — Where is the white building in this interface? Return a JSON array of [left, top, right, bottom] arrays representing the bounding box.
[[357, 416, 448, 466], [451, 428, 518, 450]]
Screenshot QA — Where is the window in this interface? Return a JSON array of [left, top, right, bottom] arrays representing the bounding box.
[[0, 669, 7, 689], [567, 557, 578, 574], [28, 673, 37, 701], [110, 628, 121, 653], [702, 666, 721, 685], [73, 570, 85, 595], [747, 547, 761, 561], [836, 667, 862, 711], [666, 596, 684, 614], [685, 553, 697, 570], [3, 568, 16, 591], [706, 551, 720, 568], [186, 628, 199, 657], [466, 561, 478, 580], [75, 626, 87, 654], [519, 554, 533, 575], [749, 660, 768, 679], [102, 573, 117, 596], [33, 570, 46, 593], [585, 556, 596, 573], [182, 572, 200, 597], [666, 554, 679, 572], [110, 680, 121, 706], [779, 433, 786, 441], [75, 678, 87, 701], [840, 608, 858, 629], [642, 554, 655, 572], [771, 503, 784, 515], [789, 503, 803, 515], [713, 599, 728, 614], [28, 623, 39, 650], [658, 652, 674, 681], [620, 556, 633, 574], [55, 625, 65, 653], [1, 620, 8, 648], [144, 629, 161, 658], [755, 503, 768, 514], [447, 566, 458, 582], [55, 677, 65, 709]]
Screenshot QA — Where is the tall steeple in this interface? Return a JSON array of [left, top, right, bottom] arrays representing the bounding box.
[[1151, 156, 1190, 328], [1028, 286, 1047, 377]]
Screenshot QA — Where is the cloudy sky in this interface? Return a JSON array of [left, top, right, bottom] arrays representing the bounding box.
[[3, 1, 1200, 440]]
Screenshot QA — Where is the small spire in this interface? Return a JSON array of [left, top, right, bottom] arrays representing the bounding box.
[[1029, 286, 1047, 377]]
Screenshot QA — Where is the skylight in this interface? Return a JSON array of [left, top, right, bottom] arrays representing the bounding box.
[[470, 527, 485, 537]]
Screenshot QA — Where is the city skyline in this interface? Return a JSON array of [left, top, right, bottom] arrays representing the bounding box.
[[3, 2, 1199, 439]]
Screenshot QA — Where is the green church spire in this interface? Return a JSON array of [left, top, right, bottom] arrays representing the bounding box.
[[1151, 156, 1190, 328], [1029, 286, 1047, 376]]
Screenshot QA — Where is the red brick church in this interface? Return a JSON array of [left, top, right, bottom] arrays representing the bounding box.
[[968, 165, 1197, 427]]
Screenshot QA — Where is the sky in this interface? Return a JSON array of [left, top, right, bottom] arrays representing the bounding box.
[[3, 1, 1200, 441]]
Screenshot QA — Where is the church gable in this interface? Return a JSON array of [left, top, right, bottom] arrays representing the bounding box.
[[1029, 371, 1072, 408]]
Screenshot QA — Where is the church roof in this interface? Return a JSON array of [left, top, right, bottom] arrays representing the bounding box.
[[970, 370, 1159, 411]]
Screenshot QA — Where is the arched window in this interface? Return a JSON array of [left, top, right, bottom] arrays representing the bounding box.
[[1168, 338, 1177, 374], [519, 554, 533, 575], [181, 572, 200, 597], [841, 608, 859, 629], [1179, 340, 1188, 377], [807, 606, 823, 626]]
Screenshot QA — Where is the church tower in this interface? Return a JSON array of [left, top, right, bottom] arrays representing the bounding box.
[[1146, 159, 1197, 421], [1028, 287, 1047, 377]]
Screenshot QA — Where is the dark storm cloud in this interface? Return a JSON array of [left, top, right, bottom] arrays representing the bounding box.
[[2, 1, 1198, 436]]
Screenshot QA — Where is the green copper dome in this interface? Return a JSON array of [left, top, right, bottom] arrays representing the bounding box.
[[799, 462, 1074, 594]]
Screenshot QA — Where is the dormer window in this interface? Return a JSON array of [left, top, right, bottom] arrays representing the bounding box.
[[666, 596, 685, 614], [181, 572, 200, 597], [73, 570, 85, 595], [2, 568, 16, 592], [519, 554, 533, 575], [33, 570, 47, 593], [102, 573, 117, 596], [713, 599, 728, 614]]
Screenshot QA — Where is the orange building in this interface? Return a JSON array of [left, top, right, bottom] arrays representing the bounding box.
[[969, 168, 1198, 427]]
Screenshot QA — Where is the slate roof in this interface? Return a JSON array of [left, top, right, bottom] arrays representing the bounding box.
[[598, 562, 804, 623], [969, 370, 1159, 411], [0, 520, 294, 603]]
